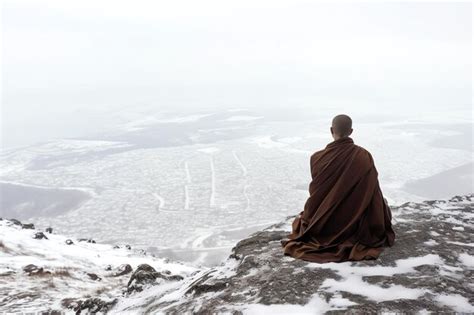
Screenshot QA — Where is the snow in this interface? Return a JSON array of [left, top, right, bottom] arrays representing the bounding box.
[[312, 255, 443, 302], [197, 147, 220, 154], [435, 294, 474, 313], [0, 219, 198, 312], [423, 239, 438, 246], [221, 115, 264, 122], [123, 114, 213, 130], [242, 293, 356, 314], [458, 253, 474, 268]]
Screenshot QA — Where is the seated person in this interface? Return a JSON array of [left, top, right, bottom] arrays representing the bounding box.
[[281, 114, 395, 263]]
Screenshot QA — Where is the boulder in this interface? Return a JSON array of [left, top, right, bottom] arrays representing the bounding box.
[[126, 264, 184, 294]]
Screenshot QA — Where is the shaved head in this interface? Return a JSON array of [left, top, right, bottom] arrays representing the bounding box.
[[331, 114, 353, 138]]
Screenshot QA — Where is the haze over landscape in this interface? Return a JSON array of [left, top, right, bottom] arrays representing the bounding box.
[[1, 1, 472, 267]]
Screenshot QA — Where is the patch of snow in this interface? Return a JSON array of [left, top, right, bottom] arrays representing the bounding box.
[[313, 255, 443, 302], [241, 293, 356, 315], [458, 253, 474, 268], [423, 239, 438, 246], [197, 147, 220, 154], [221, 115, 263, 122], [435, 294, 474, 313]]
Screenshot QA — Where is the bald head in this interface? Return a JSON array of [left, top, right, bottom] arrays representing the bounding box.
[[331, 114, 353, 139]]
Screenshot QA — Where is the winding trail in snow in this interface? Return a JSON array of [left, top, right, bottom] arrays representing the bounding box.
[[183, 161, 191, 210], [232, 150, 250, 211], [152, 192, 166, 211], [209, 156, 216, 207], [232, 150, 247, 176], [184, 162, 191, 183], [184, 185, 190, 210]]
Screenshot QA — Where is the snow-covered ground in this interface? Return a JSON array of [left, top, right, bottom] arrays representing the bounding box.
[[0, 108, 472, 267], [0, 219, 197, 313]]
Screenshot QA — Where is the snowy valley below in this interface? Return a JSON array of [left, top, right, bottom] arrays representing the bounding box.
[[1, 108, 472, 268]]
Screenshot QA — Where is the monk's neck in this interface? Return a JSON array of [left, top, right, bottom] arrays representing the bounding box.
[[327, 136, 353, 148], [332, 135, 351, 141]]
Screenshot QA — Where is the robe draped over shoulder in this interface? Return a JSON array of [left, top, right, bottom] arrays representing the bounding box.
[[281, 137, 395, 263]]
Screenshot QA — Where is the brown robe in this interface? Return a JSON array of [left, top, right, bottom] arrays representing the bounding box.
[[281, 136, 395, 263]]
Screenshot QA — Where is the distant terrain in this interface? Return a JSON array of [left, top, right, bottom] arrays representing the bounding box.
[[0, 109, 472, 267]]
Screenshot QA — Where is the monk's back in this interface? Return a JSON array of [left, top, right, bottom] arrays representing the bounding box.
[[281, 115, 395, 263]]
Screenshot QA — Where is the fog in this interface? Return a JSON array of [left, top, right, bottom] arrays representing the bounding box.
[[1, 1, 472, 149]]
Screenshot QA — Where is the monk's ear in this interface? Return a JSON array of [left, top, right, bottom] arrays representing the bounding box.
[[330, 127, 334, 135], [348, 128, 353, 136]]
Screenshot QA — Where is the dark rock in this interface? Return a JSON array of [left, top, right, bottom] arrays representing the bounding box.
[[126, 264, 183, 294], [113, 245, 120, 249], [112, 264, 133, 277], [186, 281, 228, 296], [62, 297, 117, 314], [65, 239, 74, 245], [33, 232, 49, 240], [21, 223, 35, 229], [87, 273, 101, 281], [10, 219, 22, 226], [105, 265, 112, 271], [45, 227, 53, 234], [23, 264, 50, 276], [126, 244, 131, 250], [79, 238, 96, 243]]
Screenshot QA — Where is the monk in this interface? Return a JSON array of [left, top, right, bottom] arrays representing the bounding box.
[[281, 114, 395, 263]]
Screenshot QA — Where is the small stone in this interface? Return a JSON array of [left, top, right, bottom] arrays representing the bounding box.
[[34, 232, 49, 240], [46, 227, 53, 234], [21, 223, 35, 229], [87, 273, 102, 281], [23, 264, 50, 276], [79, 238, 96, 243], [65, 239, 74, 245]]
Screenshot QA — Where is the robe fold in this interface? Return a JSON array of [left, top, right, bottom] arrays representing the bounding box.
[[281, 136, 395, 263]]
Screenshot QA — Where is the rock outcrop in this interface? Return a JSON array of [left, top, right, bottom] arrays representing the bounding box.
[[113, 194, 473, 314]]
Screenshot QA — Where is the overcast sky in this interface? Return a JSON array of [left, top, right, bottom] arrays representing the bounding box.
[[1, 1, 472, 149]]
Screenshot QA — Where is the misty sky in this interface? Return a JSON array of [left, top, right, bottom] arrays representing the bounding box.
[[1, 1, 472, 149]]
